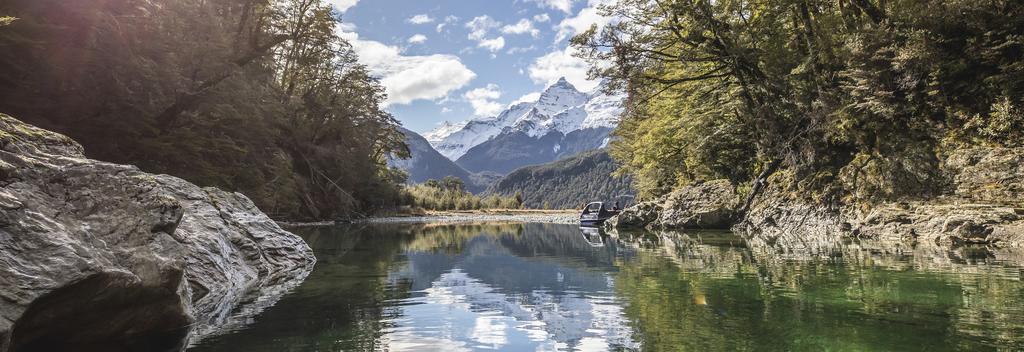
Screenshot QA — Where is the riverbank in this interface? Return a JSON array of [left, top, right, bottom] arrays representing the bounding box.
[[606, 146, 1024, 250], [281, 209, 580, 226]]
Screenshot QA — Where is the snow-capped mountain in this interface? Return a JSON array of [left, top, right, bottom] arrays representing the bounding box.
[[427, 77, 624, 174]]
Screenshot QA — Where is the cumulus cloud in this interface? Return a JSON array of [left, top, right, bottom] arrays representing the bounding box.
[[326, 0, 359, 13], [533, 13, 551, 23], [465, 15, 506, 53], [556, 0, 617, 42], [407, 34, 428, 44], [337, 29, 476, 106], [464, 84, 504, 117], [501, 19, 540, 37], [465, 15, 501, 40], [477, 37, 506, 52], [528, 46, 600, 91], [407, 14, 434, 24], [528, 0, 575, 14]]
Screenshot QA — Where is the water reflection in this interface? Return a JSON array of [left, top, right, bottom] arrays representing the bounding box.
[[188, 223, 1024, 351]]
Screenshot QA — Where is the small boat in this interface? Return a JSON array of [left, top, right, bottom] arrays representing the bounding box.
[[579, 202, 620, 226]]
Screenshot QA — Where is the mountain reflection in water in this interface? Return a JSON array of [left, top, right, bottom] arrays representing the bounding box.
[[187, 223, 1024, 351]]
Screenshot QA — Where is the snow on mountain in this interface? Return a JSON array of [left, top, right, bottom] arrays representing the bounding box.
[[422, 120, 466, 144], [426, 77, 623, 160]]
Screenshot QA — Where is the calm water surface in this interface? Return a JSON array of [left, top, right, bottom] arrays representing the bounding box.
[[188, 223, 1024, 351]]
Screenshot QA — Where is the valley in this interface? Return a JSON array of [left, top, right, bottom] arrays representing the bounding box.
[[392, 77, 632, 209]]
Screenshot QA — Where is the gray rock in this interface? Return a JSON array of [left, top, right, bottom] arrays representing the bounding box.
[[656, 180, 738, 229], [945, 147, 1024, 205], [605, 201, 661, 228], [0, 114, 315, 351], [607, 180, 739, 230], [737, 148, 1024, 250]]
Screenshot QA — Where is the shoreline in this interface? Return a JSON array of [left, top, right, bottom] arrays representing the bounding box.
[[280, 209, 580, 227]]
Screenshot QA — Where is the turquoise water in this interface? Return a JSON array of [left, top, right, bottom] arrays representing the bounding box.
[[187, 223, 1024, 351]]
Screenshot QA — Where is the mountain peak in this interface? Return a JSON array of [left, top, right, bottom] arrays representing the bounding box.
[[547, 77, 576, 91], [534, 77, 589, 117]]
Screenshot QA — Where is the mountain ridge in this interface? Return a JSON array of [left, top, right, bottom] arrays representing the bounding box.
[[485, 149, 636, 209], [427, 77, 623, 163], [389, 127, 491, 193]]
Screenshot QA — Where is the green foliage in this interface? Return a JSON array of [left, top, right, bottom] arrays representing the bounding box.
[[576, 0, 1024, 203], [486, 150, 636, 209], [404, 178, 522, 211], [0, 0, 409, 220]]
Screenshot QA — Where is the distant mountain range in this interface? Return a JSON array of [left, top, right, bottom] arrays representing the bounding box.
[[391, 77, 627, 199], [485, 149, 636, 209], [389, 127, 494, 193], [425, 77, 624, 174]]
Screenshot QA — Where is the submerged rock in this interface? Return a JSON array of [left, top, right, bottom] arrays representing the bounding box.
[[607, 180, 738, 230], [0, 114, 315, 352]]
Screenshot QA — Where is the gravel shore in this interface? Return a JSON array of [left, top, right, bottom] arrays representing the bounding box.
[[356, 212, 579, 225]]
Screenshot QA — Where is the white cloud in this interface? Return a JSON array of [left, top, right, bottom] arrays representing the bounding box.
[[441, 107, 452, 114], [465, 15, 501, 40], [464, 84, 504, 117], [407, 14, 434, 24], [477, 37, 506, 52], [407, 34, 428, 44], [556, 0, 616, 42], [528, 46, 600, 91], [337, 28, 476, 106], [501, 19, 540, 37], [533, 13, 551, 23], [436, 15, 459, 33], [326, 0, 359, 13], [528, 0, 575, 14], [506, 45, 536, 55], [465, 15, 506, 53]]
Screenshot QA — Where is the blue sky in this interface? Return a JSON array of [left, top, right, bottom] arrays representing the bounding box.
[[329, 0, 614, 133]]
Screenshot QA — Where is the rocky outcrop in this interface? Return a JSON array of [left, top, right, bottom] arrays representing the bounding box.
[[606, 180, 738, 230], [739, 148, 1024, 252], [944, 147, 1024, 205], [0, 114, 315, 352]]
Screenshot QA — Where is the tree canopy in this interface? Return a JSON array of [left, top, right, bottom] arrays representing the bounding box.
[[574, 0, 1024, 202], [0, 0, 409, 220]]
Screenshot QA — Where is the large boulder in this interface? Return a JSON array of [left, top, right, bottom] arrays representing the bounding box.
[[607, 180, 739, 230], [656, 180, 739, 229], [605, 201, 661, 229], [0, 114, 315, 352]]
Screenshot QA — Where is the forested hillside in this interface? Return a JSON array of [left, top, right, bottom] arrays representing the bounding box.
[[486, 150, 635, 209], [0, 0, 408, 220], [390, 127, 492, 193], [575, 0, 1024, 204]]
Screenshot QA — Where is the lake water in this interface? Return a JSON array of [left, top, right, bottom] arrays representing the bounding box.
[[187, 223, 1024, 351]]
